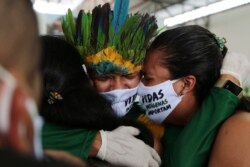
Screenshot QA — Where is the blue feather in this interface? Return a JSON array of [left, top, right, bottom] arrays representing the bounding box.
[[112, 0, 129, 33]]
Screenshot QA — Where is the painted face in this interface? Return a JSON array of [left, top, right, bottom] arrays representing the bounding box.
[[91, 72, 141, 92]]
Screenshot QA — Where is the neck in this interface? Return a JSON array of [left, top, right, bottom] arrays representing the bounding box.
[[164, 93, 199, 125]]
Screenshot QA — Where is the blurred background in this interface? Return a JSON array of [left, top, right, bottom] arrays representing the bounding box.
[[33, 0, 250, 57]]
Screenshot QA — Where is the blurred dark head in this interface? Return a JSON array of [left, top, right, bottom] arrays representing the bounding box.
[[40, 35, 120, 130]]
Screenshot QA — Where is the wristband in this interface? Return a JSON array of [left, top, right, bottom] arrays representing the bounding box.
[[215, 79, 242, 98], [223, 80, 242, 97]]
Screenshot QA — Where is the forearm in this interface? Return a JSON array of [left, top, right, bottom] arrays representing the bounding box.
[[89, 132, 102, 157]]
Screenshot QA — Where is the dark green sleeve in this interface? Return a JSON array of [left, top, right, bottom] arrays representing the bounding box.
[[42, 122, 97, 160], [162, 87, 240, 167]]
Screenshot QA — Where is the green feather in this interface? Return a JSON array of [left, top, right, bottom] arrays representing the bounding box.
[[81, 11, 92, 57], [62, 3, 158, 76], [62, 9, 76, 44]]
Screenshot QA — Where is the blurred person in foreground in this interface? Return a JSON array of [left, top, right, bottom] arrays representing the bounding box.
[[0, 0, 87, 166]]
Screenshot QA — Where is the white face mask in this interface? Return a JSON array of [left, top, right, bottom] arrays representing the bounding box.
[[0, 65, 16, 133], [0, 65, 43, 159], [25, 98, 44, 160], [100, 86, 138, 117], [137, 80, 182, 123]]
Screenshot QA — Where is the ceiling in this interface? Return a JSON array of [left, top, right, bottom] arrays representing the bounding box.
[[33, 0, 220, 15], [33, 0, 250, 29]]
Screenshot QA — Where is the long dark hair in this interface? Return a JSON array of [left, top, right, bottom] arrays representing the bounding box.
[[40, 35, 120, 130], [147, 25, 227, 103]]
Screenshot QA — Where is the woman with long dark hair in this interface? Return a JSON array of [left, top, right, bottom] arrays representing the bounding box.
[[137, 25, 250, 167]]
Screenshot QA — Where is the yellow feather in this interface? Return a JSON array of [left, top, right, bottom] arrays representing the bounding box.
[[85, 47, 141, 74]]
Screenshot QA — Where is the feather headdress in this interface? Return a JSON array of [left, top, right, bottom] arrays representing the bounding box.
[[62, 0, 158, 76]]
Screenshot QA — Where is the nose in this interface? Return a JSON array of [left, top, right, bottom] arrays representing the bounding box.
[[111, 76, 126, 90]]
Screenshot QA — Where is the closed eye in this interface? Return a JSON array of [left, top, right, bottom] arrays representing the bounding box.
[[94, 75, 112, 81], [122, 72, 140, 80]]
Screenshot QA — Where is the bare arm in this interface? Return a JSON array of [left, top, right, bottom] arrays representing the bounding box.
[[44, 150, 87, 167], [89, 132, 102, 157], [208, 111, 250, 167]]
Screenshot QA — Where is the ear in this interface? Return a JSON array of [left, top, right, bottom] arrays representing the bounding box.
[[181, 75, 196, 95]]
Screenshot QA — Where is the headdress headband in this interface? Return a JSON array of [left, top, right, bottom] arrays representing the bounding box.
[[62, 0, 158, 76]]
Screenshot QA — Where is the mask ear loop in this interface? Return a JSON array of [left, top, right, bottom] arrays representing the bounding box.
[[171, 78, 185, 96], [0, 65, 16, 134]]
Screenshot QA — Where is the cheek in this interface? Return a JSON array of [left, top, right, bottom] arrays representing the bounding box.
[[124, 76, 141, 88], [92, 80, 111, 92]]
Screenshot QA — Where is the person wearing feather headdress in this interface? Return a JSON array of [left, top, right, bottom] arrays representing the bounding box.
[[62, 0, 165, 154], [40, 0, 163, 166], [61, 1, 250, 167], [40, 35, 161, 167]]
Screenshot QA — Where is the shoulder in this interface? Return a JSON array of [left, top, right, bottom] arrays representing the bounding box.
[[208, 111, 250, 167], [215, 111, 250, 149], [219, 111, 250, 133], [42, 121, 98, 144]]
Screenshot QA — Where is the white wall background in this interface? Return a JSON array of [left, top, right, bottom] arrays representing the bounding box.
[[156, 4, 250, 57], [209, 4, 250, 57]]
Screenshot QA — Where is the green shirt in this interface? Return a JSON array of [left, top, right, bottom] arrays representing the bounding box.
[[41, 102, 144, 161], [42, 87, 239, 165], [161, 87, 239, 167], [42, 122, 97, 160]]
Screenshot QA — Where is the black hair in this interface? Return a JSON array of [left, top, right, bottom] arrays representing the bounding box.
[[237, 97, 250, 111], [40, 35, 120, 130], [40, 36, 153, 146], [148, 25, 227, 104]]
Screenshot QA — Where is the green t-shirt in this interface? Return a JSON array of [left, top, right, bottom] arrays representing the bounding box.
[[41, 104, 142, 161], [161, 87, 239, 167], [42, 87, 239, 166], [42, 122, 97, 160]]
